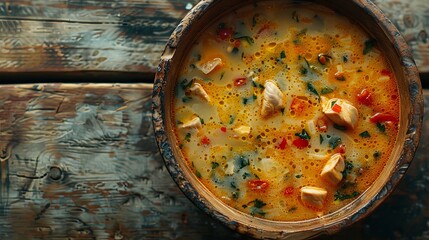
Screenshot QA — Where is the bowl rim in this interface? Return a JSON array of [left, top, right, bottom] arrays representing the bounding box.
[[152, 0, 424, 238]]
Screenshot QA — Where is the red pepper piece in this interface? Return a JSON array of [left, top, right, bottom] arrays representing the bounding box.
[[248, 179, 269, 191], [234, 77, 247, 87], [370, 113, 396, 123], [201, 136, 211, 145], [292, 138, 309, 149], [332, 104, 342, 113], [279, 138, 287, 150], [357, 88, 372, 105]]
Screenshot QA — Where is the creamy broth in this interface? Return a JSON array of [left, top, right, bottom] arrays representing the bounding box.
[[173, 1, 399, 221]]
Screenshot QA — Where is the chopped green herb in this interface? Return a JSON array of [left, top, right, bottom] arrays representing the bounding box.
[[363, 39, 376, 55], [195, 170, 202, 178], [253, 94, 257, 100], [252, 14, 258, 27], [295, 129, 311, 140], [230, 181, 238, 189], [220, 72, 225, 80], [342, 55, 349, 63], [232, 47, 239, 54], [296, 28, 307, 36], [232, 191, 239, 200], [321, 87, 334, 94], [238, 156, 250, 169], [199, 118, 204, 124], [342, 161, 354, 178], [252, 81, 264, 89], [235, 36, 254, 45], [254, 199, 267, 208], [288, 206, 297, 212], [295, 174, 303, 179], [182, 96, 192, 103], [243, 98, 248, 105], [330, 100, 337, 108], [180, 79, 194, 91], [300, 66, 308, 75], [242, 172, 251, 179], [334, 191, 359, 201], [190, 63, 196, 69], [184, 133, 191, 142], [307, 82, 320, 99], [211, 162, 220, 169], [336, 75, 346, 81], [333, 124, 347, 131], [293, 39, 301, 45], [229, 115, 235, 124], [196, 54, 202, 61], [376, 122, 386, 132], [373, 151, 381, 159], [292, 11, 299, 22], [281, 107, 285, 115], [359, 131, 371, 138], [329, 136, 342, 149], [320, 134, 324, 144], [280, 50, 286, 59]]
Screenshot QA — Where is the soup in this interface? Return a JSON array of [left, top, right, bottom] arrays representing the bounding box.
[[173, 1, 399, 221]]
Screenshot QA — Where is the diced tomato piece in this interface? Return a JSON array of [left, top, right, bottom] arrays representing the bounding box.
[[279, 137, 287, 150], [200, 136, 211, 145], [336, 144, 346, 154], [357, 88, 372, 105], [248, 179, 269, 191], [332, 104, 342, 113], [220, 126, 227, 132], [370, 113, 397, 123], [292, 138, 309, 149], [316, 117, 328, 132], [218, 27, 233, 40], [234, 77, 247, 87], [290, 97, 306, 114], [284, 186, 294, 196]]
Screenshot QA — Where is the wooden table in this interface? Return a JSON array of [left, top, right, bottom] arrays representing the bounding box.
[[0, 1, 428, 239]]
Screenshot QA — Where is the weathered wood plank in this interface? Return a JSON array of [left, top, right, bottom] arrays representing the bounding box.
[[0, 0, 426, 74], [0, 0, 199, 73], [0, 85, 428, 239], [0, 83, 242, 239]]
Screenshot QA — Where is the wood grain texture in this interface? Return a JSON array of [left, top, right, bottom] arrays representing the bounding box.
[[0, 0, 426, 74], [0, 84, 427, 239], [0, 83, 241, 239], [0, 0, 199, 73]]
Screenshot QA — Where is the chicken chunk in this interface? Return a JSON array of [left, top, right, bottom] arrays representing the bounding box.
[[261, 81, 284, 118], [178, 116, 202, 130], [188, 82, 210, 102], [195, 58, 222, 74], [322, 98, 358, 129], [320, 153, 345, 185], [300, 186, 327, 208]]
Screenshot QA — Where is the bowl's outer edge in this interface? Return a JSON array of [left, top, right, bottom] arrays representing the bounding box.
[[152, 0, 424, 239]]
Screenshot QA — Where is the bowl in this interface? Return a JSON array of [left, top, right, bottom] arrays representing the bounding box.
[[152, 0, 423, 238]]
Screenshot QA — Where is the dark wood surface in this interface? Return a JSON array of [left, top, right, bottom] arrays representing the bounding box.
[[0, 0, 428, 239]]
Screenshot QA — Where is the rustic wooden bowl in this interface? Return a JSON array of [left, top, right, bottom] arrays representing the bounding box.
[[152, 0, 423, 238]]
